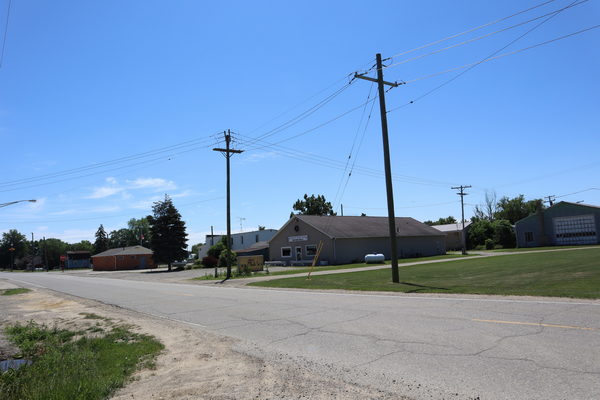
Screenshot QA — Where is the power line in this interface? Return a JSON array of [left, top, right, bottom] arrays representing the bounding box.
[[336, 87, 378, 209], [0, 134, 220, 189], [556, 187, 599, 199], [384, 0, 588, 69], [331, 83, 375, 210], [237, 133, 459, 187], [244, 80, 355, 147], [243, 96, 377, 151], [0, 0, 11, 68], [0, 196, 225, 224], [387, 4, 591, 113], [385, 0, 558, 61], [395, 24, 600, 89], [0, 139, 220, 193]]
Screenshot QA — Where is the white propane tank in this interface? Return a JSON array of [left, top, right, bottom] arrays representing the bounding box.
[[364, 253, 385, 263]]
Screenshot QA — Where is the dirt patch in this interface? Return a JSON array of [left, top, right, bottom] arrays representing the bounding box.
[[0, 287, 406, 400]]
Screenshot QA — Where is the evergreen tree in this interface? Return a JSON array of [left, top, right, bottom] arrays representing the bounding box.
[[148, 195, 188, 271], [94, 224, 109, 254]]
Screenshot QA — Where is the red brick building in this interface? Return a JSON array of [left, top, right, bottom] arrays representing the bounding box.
[[91, 246, 155, 271]]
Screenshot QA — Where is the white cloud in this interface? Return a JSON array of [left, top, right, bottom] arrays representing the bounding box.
[[85, 177, 177, 199], [127, 178, 176, 191], [170, 190, 193, 198], [86, 186, 124, 199]]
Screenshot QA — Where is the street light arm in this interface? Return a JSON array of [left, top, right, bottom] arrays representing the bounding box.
[[0, 199, 36, 208]]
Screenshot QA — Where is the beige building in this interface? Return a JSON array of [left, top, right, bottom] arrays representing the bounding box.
[[431, 221, 471, 250], [269, 215, 446, 265]]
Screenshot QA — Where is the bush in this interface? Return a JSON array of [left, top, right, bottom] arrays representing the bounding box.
[[468, 219, 494, 248], [492, 219, 516, 248], [485, 238, 495, 250], [201, 256, 218, 268], [218, 250, 236, 268]]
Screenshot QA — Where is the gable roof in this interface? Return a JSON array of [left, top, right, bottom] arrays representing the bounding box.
[[431, 221, 472, 232], [295, 215, 445, 239], [515, 201, 600, 226], [92, 245, 153, 258]]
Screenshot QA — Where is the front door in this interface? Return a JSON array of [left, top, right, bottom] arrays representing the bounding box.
[[295, 246, 302, 261]]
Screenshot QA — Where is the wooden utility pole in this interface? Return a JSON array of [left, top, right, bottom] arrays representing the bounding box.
[[451, 185, 471, 255], [544, 195, 555, 206], [213, 130, 243, 279], [355, 53, 401, 283]]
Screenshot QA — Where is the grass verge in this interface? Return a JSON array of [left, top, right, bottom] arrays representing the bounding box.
[[193, 254, 471, 280], [0, 321, 163, 400], [491, 245, 600, 252], [250, 247, 600, 299], [1, 288, 31, 296]]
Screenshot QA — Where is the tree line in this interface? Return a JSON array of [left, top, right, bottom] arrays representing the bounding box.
[[1, 195, 188, 270]]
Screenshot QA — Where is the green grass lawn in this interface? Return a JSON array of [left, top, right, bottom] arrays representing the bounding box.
[[0, 321, 163, 400], [491, 245, 600, 252], [250, 247, 600, 299], [192, 254, 471, 280]]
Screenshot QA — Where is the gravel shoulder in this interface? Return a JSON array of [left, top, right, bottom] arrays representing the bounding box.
[[0, 280, 407, 400]]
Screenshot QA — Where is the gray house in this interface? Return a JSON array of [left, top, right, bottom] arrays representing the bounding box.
[[515, 201, 600, 248], [269, 215, 446, 265]]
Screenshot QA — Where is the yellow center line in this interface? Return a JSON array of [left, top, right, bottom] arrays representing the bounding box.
[[472, 319, 597, 331]]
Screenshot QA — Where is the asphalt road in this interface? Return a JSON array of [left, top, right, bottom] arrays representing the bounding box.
[[3, 271, 599, 400]]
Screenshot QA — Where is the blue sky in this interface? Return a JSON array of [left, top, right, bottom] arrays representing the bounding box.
[[0, 0, 598, 246]]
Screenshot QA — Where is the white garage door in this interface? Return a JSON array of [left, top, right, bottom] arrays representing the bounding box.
[[553, 214, 597, 245]]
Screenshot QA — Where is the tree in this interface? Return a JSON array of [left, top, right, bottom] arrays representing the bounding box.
[[494, 195, 544, 224], [291, 194, 336, 217], [423, 216, 457, 226], [148, 195, 188, 271], [108, 229, 133, 248], [207, 237, 227, 259], [0, 230, 28, 269], [468, 219, 494, 248], [473, 190, 497, 221], [127, 217, 151, 246], [492, 219, 516, 248], [69, 240, 94, 253], [191, 243, 202, 256], [94, 224, 109, 254], [43, 238, 69, 268], [258, 225, 266, 231]]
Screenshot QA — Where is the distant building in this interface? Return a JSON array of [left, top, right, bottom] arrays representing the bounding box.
[[514, 201, 600, 248], [269, 215, 446, 265], [431, 221, 472, 250], [236, 241, 270, 260], [198, 229, 277, 258], [91, 246, 154, 271], [66, 251, 91, 269]]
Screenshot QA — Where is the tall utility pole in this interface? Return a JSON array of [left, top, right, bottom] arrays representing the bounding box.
[[213, 130, 243, 279], [238, 217, 246, 232], [451, 185, 471, 255], [544, 195, 555, 207], [355, 53, 401, 283]]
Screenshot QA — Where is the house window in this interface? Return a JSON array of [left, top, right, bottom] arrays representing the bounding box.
[[281, 247, 292, 258], [241, 236, 244, 244], [524, 232, 534, 242], [255, 234, 259, 243], [306, 244, 317, 257]]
